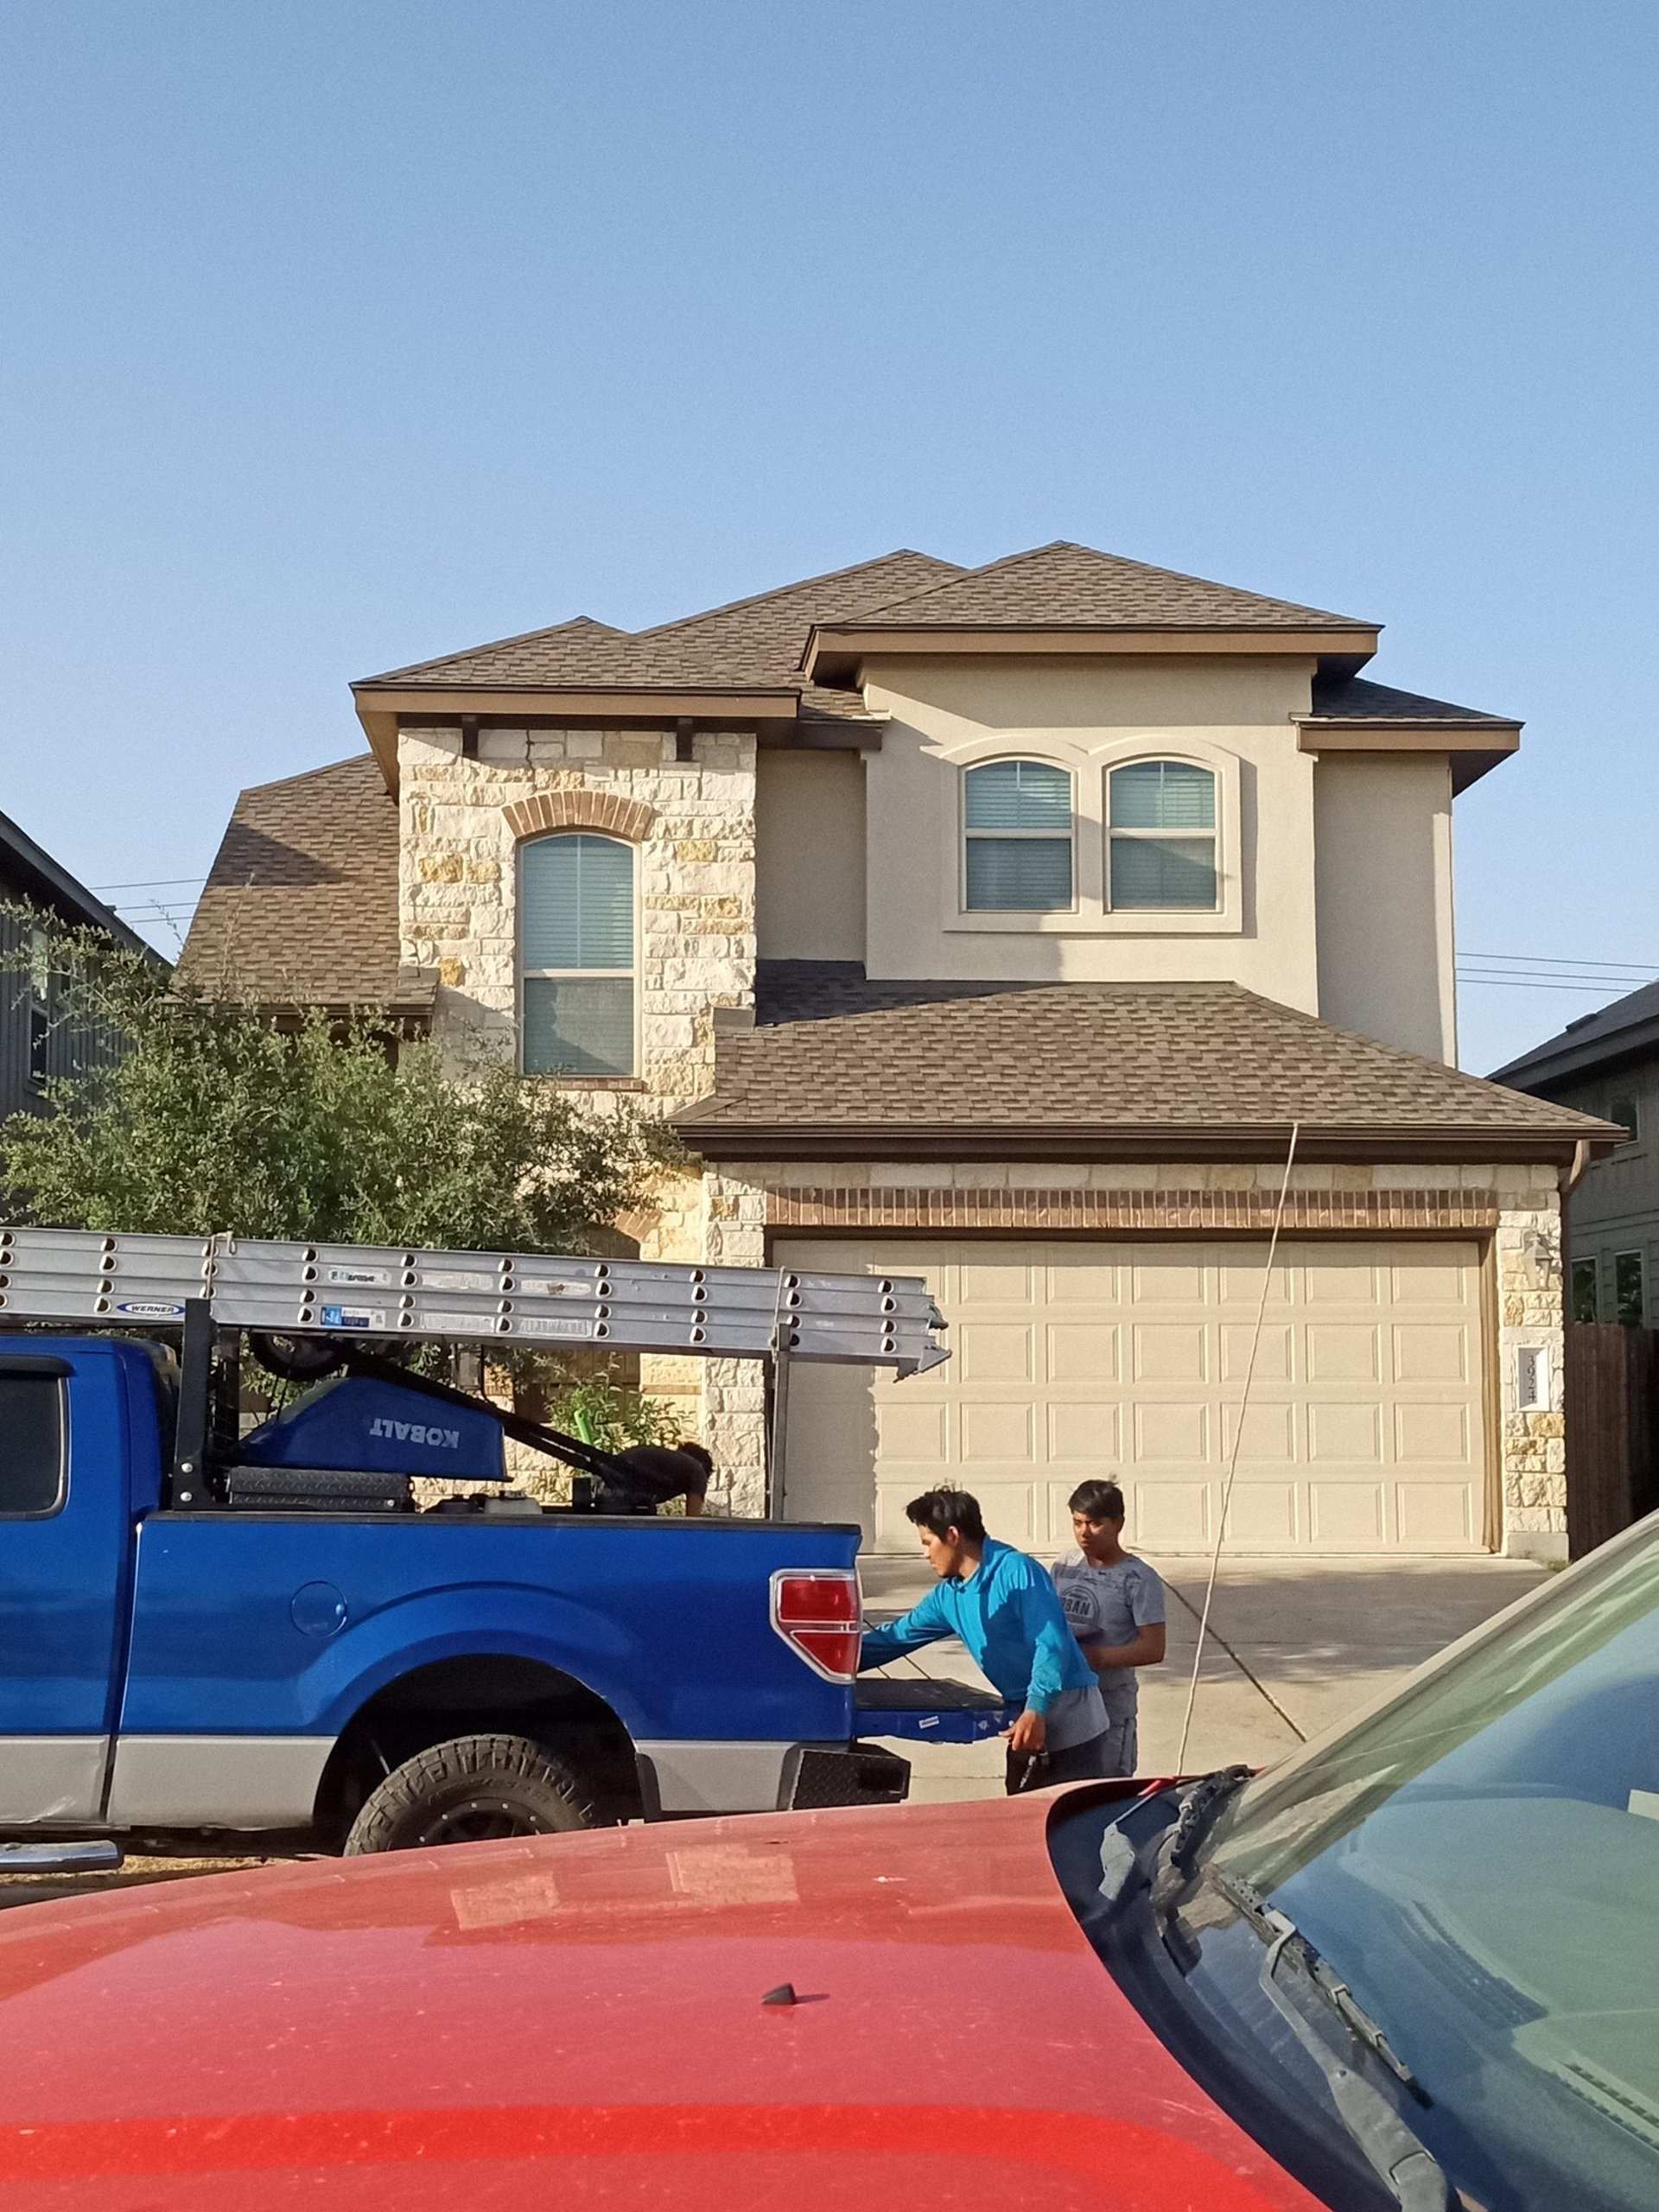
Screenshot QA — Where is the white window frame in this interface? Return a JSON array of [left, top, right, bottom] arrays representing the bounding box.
[[936, 733, 1242, 936], [959, 758, 1077, 917], [516, 832, 640, 1081], [1106, 758, 1222, 916]]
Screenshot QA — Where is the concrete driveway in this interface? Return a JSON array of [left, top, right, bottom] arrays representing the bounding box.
[[859, 1551, 1550, 1802]]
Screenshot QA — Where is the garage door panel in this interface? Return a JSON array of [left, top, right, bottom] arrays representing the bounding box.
[[1046, 1322, 1121, 1383], [1132, 1256, 1208, 1302], [1134, 1402, 1211, 1462], [1307, 1325, 1382, 1382], [1305, 1262, 1382, 1303], [1134, 1323, 1209, 1382], [1395, 1402, 1470, 1462], [1307, 1402, 1382, 1462], [1048, 1403, 1123, 1462], [777, 1236, 1487, 1554], [1225, 1482, 1300, 1544], [1217, 1260, 1294, 1309], [960, 1258, 1036, 1306], [1394, 1324, 1470, 1382], [958, 1323, 1034, 1382], [1222, 1399, 1296, 1462], [959, 1401, 1034, 1463], [876, 1399, 949, 1462], [1222, 1322, 1293, 1382], [1391, 1257, 1471, 1305], [1135, 1481, 1211, 1545], [1396, 1481, 1472, 1545], [1309, 1481, 1386, 1543]]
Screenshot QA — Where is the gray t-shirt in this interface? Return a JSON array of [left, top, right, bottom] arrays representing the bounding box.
[[1051, 1554, 1166, 1719]]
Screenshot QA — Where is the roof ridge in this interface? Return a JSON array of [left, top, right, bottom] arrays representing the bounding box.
[[847, 540, 1375, 628], [234, 753, 384, 799], [634, 549, 962, 641], [360, 613, 639, 687]]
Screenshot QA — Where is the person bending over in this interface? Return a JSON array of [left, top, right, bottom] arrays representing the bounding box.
[[858, 1488, 1112, 1791], [596, 1441, 714, 1516]]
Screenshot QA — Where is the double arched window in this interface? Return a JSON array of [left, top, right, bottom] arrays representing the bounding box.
[[518, 833, 635, 1076], [962, 760, 1074, 912], [1107, 760, 1217, 911]]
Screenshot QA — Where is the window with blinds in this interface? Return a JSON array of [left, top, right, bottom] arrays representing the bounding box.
[[518, 834, 635, 1077], [963, 760, 1074, 912], [1108, 760, 1218, 911]]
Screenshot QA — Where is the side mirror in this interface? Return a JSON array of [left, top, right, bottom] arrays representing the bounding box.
[[0, 1840, 124, 1875]]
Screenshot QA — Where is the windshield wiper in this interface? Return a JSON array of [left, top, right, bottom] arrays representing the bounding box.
[[1214, 1872, 1455, 2212], [1142, 1764, 1252, 1916]]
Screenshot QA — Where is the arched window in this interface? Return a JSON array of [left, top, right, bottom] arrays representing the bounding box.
[[963, 760, 1074, 912], [518, 833, 635, 1076], [1108, 760, 1217, 911]]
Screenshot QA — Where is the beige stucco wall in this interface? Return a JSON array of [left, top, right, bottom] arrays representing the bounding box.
[[754, 749, 867, 962], [1314, 753, 1456, 1063], [656, 1153, 1566, 1559], [398, 724, 755, 1103], [856, 654, 1324, 1010]]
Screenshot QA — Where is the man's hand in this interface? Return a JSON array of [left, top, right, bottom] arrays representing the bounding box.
[[1006, 1707, 1046, 1756]]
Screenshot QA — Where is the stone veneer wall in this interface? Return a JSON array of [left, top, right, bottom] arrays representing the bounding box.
[[398, 724, 757, 1103], [652, 1158, 1566, 1557]]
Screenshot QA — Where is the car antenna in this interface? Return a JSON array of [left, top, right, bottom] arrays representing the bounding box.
[[1174, 1121, 1300, 1774]]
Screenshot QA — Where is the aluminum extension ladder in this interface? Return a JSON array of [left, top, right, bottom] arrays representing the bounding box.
[[0, 1226, 948, 1375]]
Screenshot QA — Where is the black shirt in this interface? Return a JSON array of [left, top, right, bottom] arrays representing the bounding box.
[[598, 1445, 710, 1513]]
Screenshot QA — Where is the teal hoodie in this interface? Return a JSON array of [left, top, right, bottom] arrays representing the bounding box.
[[859, 1537, 1099, 1716]]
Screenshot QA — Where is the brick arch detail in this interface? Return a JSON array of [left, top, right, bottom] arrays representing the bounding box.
[[505, 791, 656, 844]]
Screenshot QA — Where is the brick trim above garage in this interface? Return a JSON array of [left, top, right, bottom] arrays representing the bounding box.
[[503, 789, 657, 842], [767, 1185, 1503, 1234]]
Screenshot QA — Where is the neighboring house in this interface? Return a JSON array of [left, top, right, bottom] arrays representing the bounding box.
[[0, 805, 162, 1116], [1493, 990, 1659, 1330], [179, 542, 1615, 1560]]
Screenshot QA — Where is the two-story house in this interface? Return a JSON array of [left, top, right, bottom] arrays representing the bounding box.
[[1493, 988, 1659, 1328], [0, 804, 161, 1115], [180, 543, 1613, 1560]]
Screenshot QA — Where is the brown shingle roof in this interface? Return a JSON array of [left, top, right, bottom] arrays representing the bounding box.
[[176, 756, 434, 1016], [361, 551, 963, 692], [677, 971, 1612, 1160], [1306, 675, 1518, 727], [837, 542, 1375, 633]]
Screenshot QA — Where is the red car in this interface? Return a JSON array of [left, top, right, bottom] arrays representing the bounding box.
[[2, 1516, 1656, 2211]]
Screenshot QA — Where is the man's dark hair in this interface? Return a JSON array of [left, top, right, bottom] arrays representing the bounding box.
[[678, 1442, 714, 1478], [906, 1488, 987, 1543], [1069, 1478, 1126, 1523]]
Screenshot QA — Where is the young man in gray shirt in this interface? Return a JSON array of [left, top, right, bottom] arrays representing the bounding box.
[[1051, 1478, 1166, 1777]]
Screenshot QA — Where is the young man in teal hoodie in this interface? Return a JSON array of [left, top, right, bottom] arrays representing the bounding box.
[[858, 1488, 1111, 1790]]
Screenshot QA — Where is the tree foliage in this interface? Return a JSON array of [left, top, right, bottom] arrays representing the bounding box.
[[0, 912, 677, 1253]]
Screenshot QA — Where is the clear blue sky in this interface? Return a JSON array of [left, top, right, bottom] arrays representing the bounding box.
[[3, 1, 1655, 1074]]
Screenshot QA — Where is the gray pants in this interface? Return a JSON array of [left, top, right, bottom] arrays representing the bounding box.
[[1005, 1713, 1137, 1794]]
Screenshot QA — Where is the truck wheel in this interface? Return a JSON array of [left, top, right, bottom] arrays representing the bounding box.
[[342, 1732, 601, 1853]]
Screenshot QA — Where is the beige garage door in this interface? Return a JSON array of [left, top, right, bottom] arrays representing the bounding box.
[[776, 1238, 1491, 1554]]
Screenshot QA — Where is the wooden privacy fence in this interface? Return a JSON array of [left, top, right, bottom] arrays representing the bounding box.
[[1565, 1322, 1659, 1559]]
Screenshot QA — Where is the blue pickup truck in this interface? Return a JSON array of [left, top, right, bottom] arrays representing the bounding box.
[[0, 1331, 1008, 1853]]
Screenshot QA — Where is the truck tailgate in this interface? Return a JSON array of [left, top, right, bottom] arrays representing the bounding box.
[[855, 1677, 1019, 1744]]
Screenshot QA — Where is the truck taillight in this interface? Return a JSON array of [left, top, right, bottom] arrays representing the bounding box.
[[770, 1570, 861, 1683]]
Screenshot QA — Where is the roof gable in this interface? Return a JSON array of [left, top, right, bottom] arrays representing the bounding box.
[[840, 541, 1376, 634]]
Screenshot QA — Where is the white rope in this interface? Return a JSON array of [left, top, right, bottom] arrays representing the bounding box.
[[1174, 1122, 1300, 1772]]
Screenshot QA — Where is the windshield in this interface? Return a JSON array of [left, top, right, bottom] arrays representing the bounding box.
[[1194, 1516, 1659, 2210]]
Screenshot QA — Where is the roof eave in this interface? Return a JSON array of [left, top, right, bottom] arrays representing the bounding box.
[[352, 684, 804, 790], [1295, 720, 1522, 795], [1493, 1012, 1659, 1090], [670, 1117, 1610, 1167], [801, 624, 1379, 684], [0, 809, 166, 963]]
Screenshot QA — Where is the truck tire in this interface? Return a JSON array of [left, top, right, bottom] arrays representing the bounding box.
[[342, 1732, 601, 1853]]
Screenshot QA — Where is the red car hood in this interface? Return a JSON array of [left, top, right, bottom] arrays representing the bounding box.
[[0, 1787, 1325, 2211]]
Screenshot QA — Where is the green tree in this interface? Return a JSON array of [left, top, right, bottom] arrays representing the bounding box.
[[0, 911, 676, 1252]]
